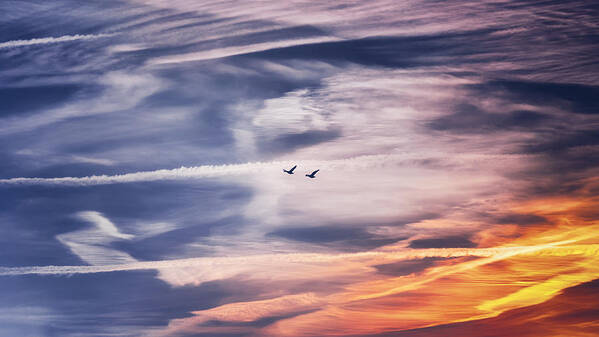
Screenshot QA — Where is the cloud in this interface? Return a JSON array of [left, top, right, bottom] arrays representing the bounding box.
[[268, 225, 401, 251], [134, 225, 599, 336], [69, 155, 116, 166], [77, 211, 133, 240], [0, 33, 114, 49], [408, 236, 476, 249], [132, 0, 598, 84], [427, 105, 551, 133], [496, 213, 547, 226], [374, 257, 456, 277], [0, 306, 60, 337], [147, 36, 340, 65], [56, 211, 135, 266], [365, 279, 599, 337], [473, 80, 599, 115], [154, 293, 323, 336], [0, 71, 164, 135]]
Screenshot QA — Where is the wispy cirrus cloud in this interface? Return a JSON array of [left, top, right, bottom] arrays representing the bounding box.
[[0, 71, 164, 135], [56, 211, 135, 266], [152, 293, 324, 337], [148, 36, 341, 65]]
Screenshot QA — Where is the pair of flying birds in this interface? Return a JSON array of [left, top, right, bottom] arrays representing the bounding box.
[[283, 165, 319, 178]]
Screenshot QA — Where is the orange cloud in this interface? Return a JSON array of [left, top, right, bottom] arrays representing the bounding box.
[[258, 196, 599, 336], [122, 190, 599, 337]]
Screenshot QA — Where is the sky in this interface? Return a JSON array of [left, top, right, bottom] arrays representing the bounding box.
[[0, 0, 598, 336]]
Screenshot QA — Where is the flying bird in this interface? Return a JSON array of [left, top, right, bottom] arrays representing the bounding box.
[[283, 165, 297, 174], [305, 169, 319, 179]]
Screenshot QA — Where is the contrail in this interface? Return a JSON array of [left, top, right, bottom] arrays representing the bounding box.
[[0, 161, 286, 186], [0, 33, 114, 49], [0, 245, 588, 276], [0, 154, 405, 186], [0, 153, 518, 187]]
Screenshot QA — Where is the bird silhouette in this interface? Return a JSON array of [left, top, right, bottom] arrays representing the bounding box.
[[305, 169, 319, 178], [283, 165, 297, 174]]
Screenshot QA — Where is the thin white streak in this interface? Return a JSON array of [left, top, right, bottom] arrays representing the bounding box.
[[0, 34, 114, 49], [147, 36, 340, 65], [154, 293, 323, 336], [0, 245, 584, 276], [0, 71, 163, 136], [0, 155, 390, 186], [55, 211, 136, 266], [77, 211, 133, 240], [70, 156, 116, 166], [0, 153, 524, 187]]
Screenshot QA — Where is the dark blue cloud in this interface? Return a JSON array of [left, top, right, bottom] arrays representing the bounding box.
[[115, 216, 249, 261], [239, 33, 480, 68], [524, 130, 599, 154], [374, 257, 464, 277], [468, 81, 599, 115], [268, 226, 402, 251], [408, 236, 476, 249], [495, 213, 547, 226], [428, 104, 550, 133], [0, 271, 237, 336], [260, 129, 342, 155]]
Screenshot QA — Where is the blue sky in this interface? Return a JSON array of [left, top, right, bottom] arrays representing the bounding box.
[[1, 1, 599, 336]]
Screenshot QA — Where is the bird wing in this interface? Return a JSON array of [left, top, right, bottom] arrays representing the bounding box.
[[290, 165, 297, 172], [311, 169, 319, 176]]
